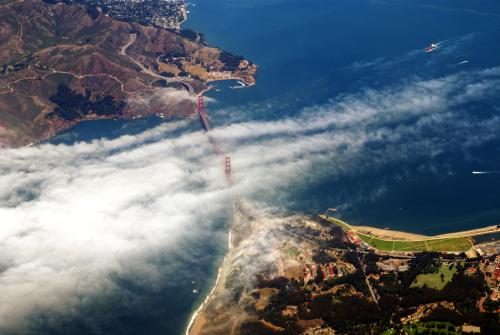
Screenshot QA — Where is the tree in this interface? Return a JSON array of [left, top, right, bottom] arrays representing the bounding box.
[[312, 249, 335, 264]]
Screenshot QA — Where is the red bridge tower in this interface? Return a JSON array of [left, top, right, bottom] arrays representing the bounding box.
[[225, 157, 231, 176]]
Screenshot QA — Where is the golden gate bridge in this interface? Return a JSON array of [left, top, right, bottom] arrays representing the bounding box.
[[197, 95, 232, 185], [197, 95, 247, 216]]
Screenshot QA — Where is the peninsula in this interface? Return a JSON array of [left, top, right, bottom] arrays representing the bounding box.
[[187, 210, 500, 335], [0, 0, 257, 147]]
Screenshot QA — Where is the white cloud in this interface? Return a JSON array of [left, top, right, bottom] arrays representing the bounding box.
[[126, 88, 198, 118], [0, 123, 232, 332]]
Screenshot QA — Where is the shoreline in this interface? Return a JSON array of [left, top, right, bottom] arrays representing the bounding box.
[[178, 6, 188, 29], [177, 6, 216, 333], [174, 1, 189, 30], [356, 224, 500, 241], [355, 225, 429, 240], [321, 215, 500, 241], [185, 227, 233, 335]]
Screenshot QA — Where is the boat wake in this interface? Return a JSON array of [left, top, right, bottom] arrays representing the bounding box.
[[472, 170, 500, 175]]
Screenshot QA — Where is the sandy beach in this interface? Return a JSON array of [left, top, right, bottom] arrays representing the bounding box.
[[353, 224, 500, 240], [339, 220, 499, 241], [322, 214, 500, 241], [185, 228, 233, 335], [354, 225, 429, 240], [434, 225, 500, 238]]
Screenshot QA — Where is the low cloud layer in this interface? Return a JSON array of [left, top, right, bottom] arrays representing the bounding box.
[[0, 67, 499, 333], [0, 121, 232, 332], [214, 68, 500, 207], [126, 87, 198, 119]]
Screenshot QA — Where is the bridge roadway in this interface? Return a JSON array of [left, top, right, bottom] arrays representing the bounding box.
[[185, 96, 246, 335], [197, 96, 223, 157], [197, 95, 245, 213]]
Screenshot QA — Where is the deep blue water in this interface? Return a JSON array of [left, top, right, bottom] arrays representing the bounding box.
[[185, 0, 500, 236], [49, 0, 500, 333], [188, 0, 500, 116]]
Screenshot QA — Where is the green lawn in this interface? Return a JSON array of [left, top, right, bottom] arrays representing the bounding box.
[[392, 237, 472, 252], [357, 234, 395, 250], [320, 215, 351, 231], [286, 246, 299, 259], [425, 238, 473, 252], [357, 232, 472, 252], [382, 321, 461, 334], [411, 263, 457, 290], [280, 246, 299, 261]]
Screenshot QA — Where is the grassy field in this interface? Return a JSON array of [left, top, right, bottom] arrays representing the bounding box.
[[411, 263, 457, 290], [286, 246, 299, 259], [321, 215, 473, 252], [356, 233, 473, 252], [382, 321, 461, 335], [321, 216, 351, 231], [280, 246, 299, 261]]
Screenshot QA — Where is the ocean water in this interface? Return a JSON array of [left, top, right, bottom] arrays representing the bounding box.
[[46, 0, 500, 333], [55, 0, 500, 236], [185, 0, 500, 235]]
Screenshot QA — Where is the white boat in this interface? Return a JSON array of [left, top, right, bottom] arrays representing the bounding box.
[[425, 43, 438, 53]]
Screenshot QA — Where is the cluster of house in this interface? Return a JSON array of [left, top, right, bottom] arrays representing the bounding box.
[[482, 256, 500, 310], [480, 255, 500, 284], [474, 241, 500, 257], [468, 255, 500, 313], [346, 230, 370, 250], [303, 261, 356, 283], [303, 263, 318, 283], [400, 302, 454, 325], [376, 259, 410, 273]]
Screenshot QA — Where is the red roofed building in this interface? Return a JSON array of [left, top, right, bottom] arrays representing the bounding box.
[[328, 265, 335, 278], [347, 231, 363, 245], [494, 265, 500, 281]]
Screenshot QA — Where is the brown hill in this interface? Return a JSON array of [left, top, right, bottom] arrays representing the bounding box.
[[0, 0, 256, 146]]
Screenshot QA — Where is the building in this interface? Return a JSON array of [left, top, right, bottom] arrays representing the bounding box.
[[461, 324, 481, 333]]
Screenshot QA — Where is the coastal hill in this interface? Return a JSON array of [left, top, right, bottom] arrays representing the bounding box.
[[188, 213, 500, 335], [0, 0, 256, 146]]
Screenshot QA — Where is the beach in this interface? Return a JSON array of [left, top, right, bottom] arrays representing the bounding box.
[[354, 226, 429, 240], [186, 213, 236, 335]]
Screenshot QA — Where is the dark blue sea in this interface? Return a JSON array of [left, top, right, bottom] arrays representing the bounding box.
[[50, 0, 500, 333], [185, 0, 500, 236]]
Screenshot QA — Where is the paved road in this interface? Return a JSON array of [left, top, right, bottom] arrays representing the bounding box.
[[357, 254, 379, 306], [121, 34, 195, 94]]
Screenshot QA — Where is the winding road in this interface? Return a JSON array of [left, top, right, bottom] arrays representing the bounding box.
[[120, 33, 195, 94]]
